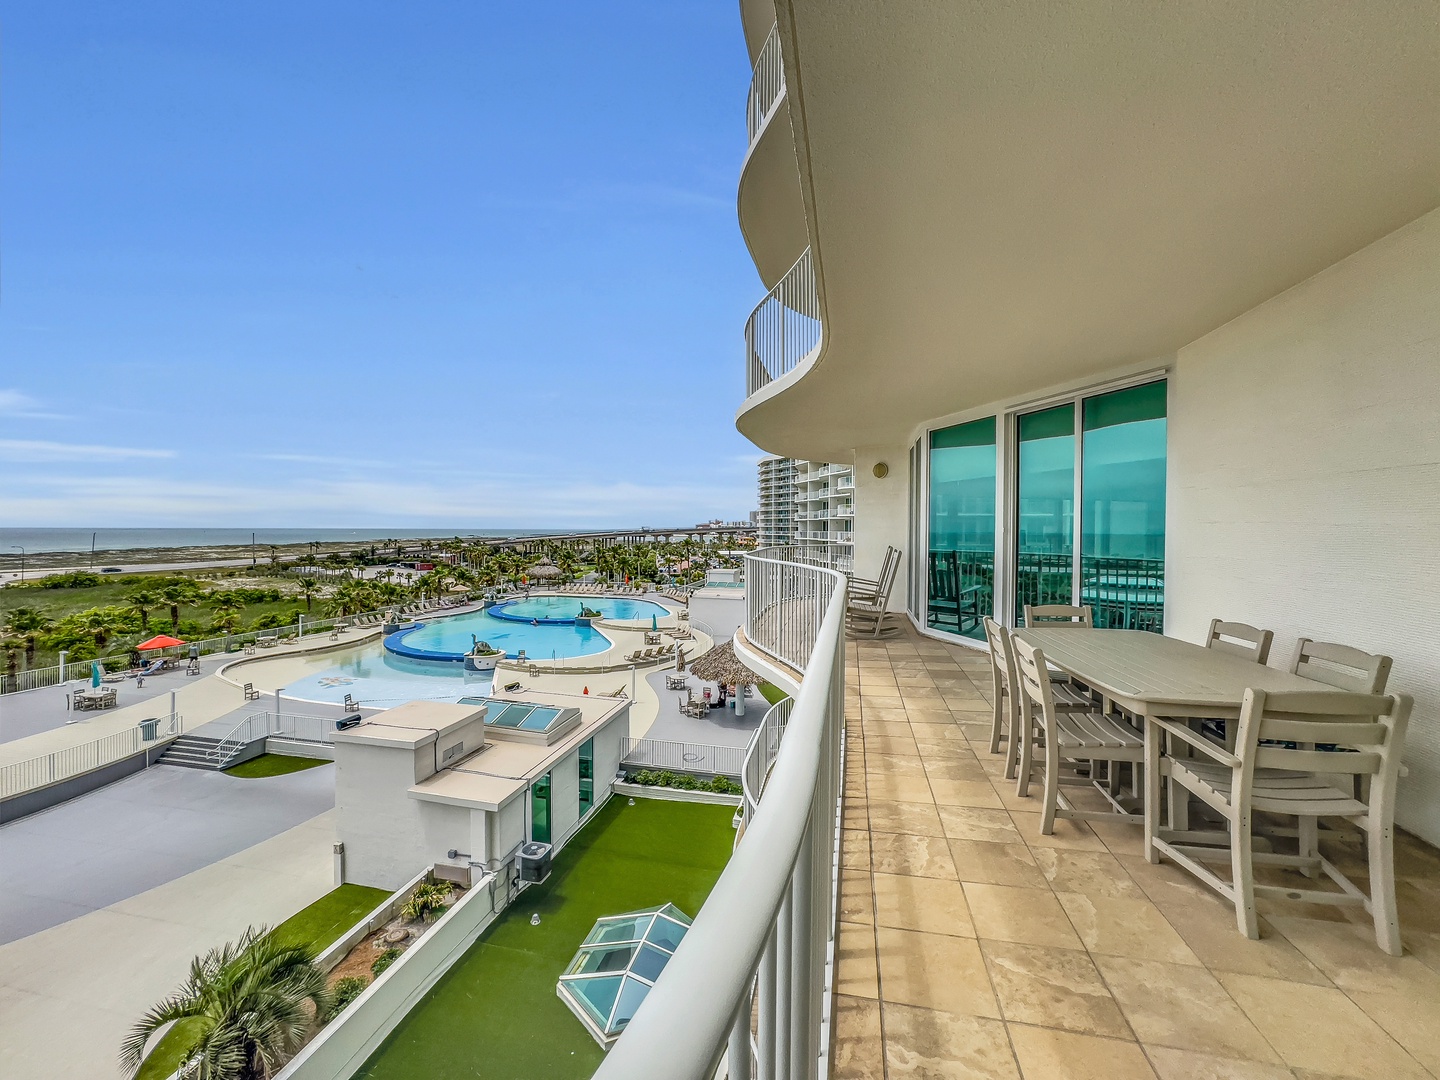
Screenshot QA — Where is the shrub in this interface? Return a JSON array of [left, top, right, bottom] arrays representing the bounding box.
[[371, 948, 402, 978], [329, 976, 369, 1016], [625, 769, 741, 795], [400, 881, 450, 923]]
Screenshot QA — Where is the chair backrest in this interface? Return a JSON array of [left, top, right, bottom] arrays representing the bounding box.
[[243, 682, 253, 692], [1235, 689, 1412, 785], [866, 549, 902, 606], [1023, 604, 1093, 628], [1008, 634, 1058, 727], [1291, 639, 1392, 693], [981, 616, 1015, 694], [1206, 619, 1274, 664]]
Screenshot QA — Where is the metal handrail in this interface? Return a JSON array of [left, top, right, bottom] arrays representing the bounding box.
[[746, 22, 785, 146], [743, 695, 794, 819], [745, 248, 821, 398], [595, 547, 846, 1080]]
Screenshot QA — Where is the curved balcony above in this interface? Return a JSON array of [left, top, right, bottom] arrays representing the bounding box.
[[739, 23, 808, 288], [744, 248, 821, 399]]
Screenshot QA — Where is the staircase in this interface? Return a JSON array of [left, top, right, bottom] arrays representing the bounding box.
[[157, 734, 225, 770]]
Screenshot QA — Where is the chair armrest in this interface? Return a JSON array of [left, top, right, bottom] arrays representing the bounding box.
[[1149, 716, 1241, 769]]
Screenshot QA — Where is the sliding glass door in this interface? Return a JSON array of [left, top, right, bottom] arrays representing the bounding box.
[[1080, 382, 1167, 629], [927, 417, 995, 639], [1014, 405, 1075, 623], [918, 378, 1167, 640]]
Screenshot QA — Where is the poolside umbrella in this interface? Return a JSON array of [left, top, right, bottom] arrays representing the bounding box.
[[687, 640, 760, 716], [137, 634, 185, 651], [91, 660, 101, 688], [675, 646, 686, 673], [651, 614, 658, 631]]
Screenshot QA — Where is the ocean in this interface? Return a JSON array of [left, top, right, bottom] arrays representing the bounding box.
[[0, 528, 541, 555]]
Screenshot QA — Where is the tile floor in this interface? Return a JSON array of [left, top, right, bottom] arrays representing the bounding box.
[[831, 629, 1440, 1080]]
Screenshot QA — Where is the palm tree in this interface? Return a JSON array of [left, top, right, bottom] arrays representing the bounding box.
[[125, 589, 158, 634], [209, 594, 245, 634], [294, 577, 320, 612], [5, 608, 51, 668], [76, 607, 126, 648], [122, 926, 329, 1080], [158, 581, 200, 631]]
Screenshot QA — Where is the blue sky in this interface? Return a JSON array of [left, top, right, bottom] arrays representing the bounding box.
[[0, 1, 763, 528]]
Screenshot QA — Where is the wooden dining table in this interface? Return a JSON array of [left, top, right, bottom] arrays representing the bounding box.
[[1011, 627, 1344, 835]]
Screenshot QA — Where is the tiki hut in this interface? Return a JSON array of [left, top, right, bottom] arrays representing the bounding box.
[[687, 640, 762, 716], [527, 559, 562, 580]]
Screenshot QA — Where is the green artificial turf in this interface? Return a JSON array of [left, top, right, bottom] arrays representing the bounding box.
[[135, 883, 390, 1079], [224, 753, 331, 778], [758, 681, 789, 706], [354, 797, 736, 1080]]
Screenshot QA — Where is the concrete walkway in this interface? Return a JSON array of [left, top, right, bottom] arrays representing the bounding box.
[[0, 764, 336, 944], [0, 809, 336, 1080]]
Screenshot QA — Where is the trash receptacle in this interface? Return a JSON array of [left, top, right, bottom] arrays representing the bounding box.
[[140, 717, 160, 741]]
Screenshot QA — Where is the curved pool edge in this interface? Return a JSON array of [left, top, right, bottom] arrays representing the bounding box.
[[382, 619, 618, 664]]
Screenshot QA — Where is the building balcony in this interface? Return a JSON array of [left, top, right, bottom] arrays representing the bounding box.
[[744, 245, 822, 400], [739, 23, 809, 290]]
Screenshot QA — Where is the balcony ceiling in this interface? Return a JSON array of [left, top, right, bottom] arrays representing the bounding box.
[[738, 0, 1440, 461]]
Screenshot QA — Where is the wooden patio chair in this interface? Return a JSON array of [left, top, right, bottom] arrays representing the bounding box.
[[847, 549, 902, 638], [1144, 689, 1413, 954], [983, 618, 1097, 780], [851, 546, 898, 603], [1022, 603, 1093, 627], [1205, 619, 1274, 663], [1011, 634, 1145, 832]]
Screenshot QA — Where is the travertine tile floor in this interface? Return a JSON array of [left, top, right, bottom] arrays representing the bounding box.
[[832, 629, 1440, 1080]]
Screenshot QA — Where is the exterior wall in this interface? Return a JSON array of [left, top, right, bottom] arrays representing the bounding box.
[[757, 456, 798, 546], [550, 750, 581, 843], [336, 742, 431, 890], [593, 715, 626, 790], [852, 445, 911, 611], [1167, 207, 1440, 845], [494, 797, 526, 863]]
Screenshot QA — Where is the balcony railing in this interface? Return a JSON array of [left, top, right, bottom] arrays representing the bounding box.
[[595, 545, 846, 1079], [746, 248, 821, 397], [746, 22, 785, 149]]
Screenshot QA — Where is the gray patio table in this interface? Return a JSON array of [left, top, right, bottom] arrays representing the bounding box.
[[1012, 627, 1342, 836]]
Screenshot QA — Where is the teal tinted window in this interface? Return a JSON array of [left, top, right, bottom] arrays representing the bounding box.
[[1081, 382, 1166, 630], [1015, 405, 1076, 623], [578, 737, 595, 816], [927, 417, 995, 639], [531, 771, 551, 844]]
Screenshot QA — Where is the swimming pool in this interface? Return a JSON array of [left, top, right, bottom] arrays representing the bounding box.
[[390, 609, 611, 661], [491, 596, 672, 623]]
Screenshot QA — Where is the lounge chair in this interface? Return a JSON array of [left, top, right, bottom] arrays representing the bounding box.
[[503, 681, 523, 693], [625, 650, 644, 662]]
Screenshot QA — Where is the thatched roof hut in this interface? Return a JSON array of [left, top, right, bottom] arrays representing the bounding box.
[[687, 639, 760, 688], [527, 559, 562, 580]]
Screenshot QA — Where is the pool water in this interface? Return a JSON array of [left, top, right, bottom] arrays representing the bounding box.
[[398, 609, 610, 659], [282, 649, 494, 709], [494, 596, 672, 622]]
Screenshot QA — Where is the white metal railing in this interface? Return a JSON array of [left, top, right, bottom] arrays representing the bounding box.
[[746, 248, 821, 397], [0, 713, 184, 799], [746, 22, 785, 147], [595, 546, 846, 1080], [206, 711, 337, 768], [620, 739, 746, 778], [742, 696, 794, 820]]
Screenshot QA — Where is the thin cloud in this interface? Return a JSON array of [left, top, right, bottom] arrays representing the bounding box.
[[252, 453, 389, 468], [0, 439, 175, 462], [0, 390, 68, 421]]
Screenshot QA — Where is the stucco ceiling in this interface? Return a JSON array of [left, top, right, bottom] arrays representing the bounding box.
[[738, 0, 1440, 461]]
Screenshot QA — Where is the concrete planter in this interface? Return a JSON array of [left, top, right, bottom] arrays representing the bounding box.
[[612, 781, 742, 807]]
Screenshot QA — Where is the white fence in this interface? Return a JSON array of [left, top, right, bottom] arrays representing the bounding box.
[[743, 696, 794, 820], [595, 546, 846, 1080], [208, 711, 338, 768], [0, 714, 184, 799], [620, 738, 747, 778], [746, 22, 785, 145], [745, 249, 821, 398]]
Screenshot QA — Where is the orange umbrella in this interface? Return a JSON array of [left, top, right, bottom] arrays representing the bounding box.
[[137, 634, 186, 650]]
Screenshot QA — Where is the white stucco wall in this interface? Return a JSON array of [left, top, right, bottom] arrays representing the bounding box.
[[1167, 206, 1440, 845], [550, 751, 581, 843], [852, 446, 911, 611], [335, 742, 431, 891]]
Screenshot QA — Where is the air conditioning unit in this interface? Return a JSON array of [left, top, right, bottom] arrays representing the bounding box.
[[518, 841, 553, 883]]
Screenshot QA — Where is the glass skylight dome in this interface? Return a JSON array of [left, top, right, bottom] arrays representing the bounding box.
[[555, 903, 692, 1046]]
